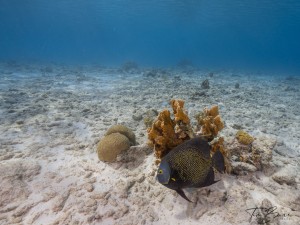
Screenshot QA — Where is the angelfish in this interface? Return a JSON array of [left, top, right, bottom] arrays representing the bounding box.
[[156, 137, 225, 202]]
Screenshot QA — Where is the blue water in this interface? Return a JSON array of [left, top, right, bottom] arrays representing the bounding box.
[[0, 0, 300, 72]]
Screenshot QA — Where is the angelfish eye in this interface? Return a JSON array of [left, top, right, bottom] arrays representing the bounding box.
[[158, 169, 163, 174]]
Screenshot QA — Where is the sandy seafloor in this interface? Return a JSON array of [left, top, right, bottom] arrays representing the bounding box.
[[0, 62, 299, 225]]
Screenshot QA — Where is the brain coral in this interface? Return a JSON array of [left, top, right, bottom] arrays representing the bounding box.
[[106, 124, 136, 145], [97, 133, 131, 162]]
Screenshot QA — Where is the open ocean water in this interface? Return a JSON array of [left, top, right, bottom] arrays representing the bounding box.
[[0, 0, 300, 73]]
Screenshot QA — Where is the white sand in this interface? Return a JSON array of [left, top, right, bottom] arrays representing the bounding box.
[[0, 63, 299, 225]]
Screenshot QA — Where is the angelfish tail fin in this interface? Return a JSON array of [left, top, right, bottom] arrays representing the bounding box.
[[212, 150, 225, 173], [176, 189, 193, 203]]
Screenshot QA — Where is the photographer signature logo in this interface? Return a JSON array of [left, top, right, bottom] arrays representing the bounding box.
[[246, 206, 290, 224]]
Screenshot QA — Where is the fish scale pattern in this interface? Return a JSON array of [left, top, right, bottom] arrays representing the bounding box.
[[169, 148, 211, 184]]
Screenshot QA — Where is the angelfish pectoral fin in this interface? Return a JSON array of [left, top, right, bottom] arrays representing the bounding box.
[[176, 189, 193, 203]]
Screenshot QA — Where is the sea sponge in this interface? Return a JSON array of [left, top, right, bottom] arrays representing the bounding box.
[[236, 130, 254, 145], [148, 99, 193, 163], [97, 133, 131, 162], [106, 124, 136, 145], [196, 105, 224, 140]]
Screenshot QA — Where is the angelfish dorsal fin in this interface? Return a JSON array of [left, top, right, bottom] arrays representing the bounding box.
[[176, 189, 193, 202]]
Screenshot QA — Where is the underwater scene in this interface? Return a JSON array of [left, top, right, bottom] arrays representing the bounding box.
[[0, 1, 300, 225]]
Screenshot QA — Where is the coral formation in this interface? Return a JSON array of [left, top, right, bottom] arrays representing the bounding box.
[[195, 105, 224, 141], [146, 100, 272, 175], [148, 102, 229, 166], [147, 100, 193, 163], [235, 130, 254, 145], [194, 105, 229, 171], [97, 133, 131, 162], [171, 99, 190, 124], [225, 135, 276, 174], [147, 110, 181, 162], [97, 124, 136, 162], [106, 124, 136, 145]]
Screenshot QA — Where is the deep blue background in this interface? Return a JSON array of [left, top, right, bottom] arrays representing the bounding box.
[[0, 0, 300, 72]]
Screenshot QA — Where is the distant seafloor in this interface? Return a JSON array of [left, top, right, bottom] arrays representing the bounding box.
[[0, 62, 299, 225]]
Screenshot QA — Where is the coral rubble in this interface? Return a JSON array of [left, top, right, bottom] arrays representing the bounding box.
[[225, 134, 276, 174]]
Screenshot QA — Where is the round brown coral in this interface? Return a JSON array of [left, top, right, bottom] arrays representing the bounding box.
[[106, 124, 136, 145], [97, 133, 131, 162]]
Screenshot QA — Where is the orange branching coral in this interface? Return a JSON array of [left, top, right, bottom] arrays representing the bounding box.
[[196, 105, 224, 140], [206, 105, 219, 117], [171, 99, 190, 124], [148, 99, 193, 163], [171, 99, 194, 141], [148, 101, 228, 166], [148, 110, 179, 160], [213, 115, 224, 131], [195, 105, 228, 172]]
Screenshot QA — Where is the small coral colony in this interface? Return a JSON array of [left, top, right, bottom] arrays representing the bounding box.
[[97, 99, 263, 201]]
